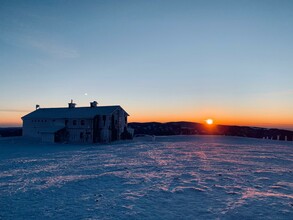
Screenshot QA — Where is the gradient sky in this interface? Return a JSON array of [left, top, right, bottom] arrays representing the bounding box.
[[0, 0, 293, 129]]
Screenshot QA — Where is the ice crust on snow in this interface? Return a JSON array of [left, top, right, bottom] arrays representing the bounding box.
[[0, 135, 292, 219]]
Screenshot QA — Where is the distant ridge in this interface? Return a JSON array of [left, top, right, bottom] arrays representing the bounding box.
[[1, 123, 293, 141], [129, 122, 293, 141]]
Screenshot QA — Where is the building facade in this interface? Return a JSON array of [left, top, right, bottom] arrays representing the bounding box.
[[22, 101, 130, 143]]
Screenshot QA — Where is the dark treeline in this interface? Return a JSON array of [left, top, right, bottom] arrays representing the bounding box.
[[0, 128, 22, 137], [129, 122, 293, 141]]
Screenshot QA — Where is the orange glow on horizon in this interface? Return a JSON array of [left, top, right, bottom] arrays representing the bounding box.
[[0, 112, 24, 127], [0, 108, 293, 130], [128, 111, 293, 130]]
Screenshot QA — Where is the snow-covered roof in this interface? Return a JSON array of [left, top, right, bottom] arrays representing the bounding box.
[[22, 105, 129, 120]]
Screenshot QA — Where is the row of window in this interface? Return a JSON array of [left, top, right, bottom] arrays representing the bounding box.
[[31, 117, 127, 125], [31, 119, 54, 123], [31, 119, 85, 125], [66, 120, 85, 126]]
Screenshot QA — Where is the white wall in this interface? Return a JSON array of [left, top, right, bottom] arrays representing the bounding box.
[[23, 119, 65, 138], [66, 119, 93, 143], [41, 133, 55, 143]]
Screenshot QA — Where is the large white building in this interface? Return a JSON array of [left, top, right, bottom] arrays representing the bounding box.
[[22, 101, 131, 143]]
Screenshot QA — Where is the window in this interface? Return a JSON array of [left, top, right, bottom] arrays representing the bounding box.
[[73, 120, 77, 126], [81, 120, 85, 126], [65, 120, 68, 125]]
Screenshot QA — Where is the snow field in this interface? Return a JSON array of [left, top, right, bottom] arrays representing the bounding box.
[[0, 136, 292, 219]]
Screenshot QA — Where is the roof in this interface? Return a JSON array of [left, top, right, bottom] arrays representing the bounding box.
[[22, 105, 129, 120]]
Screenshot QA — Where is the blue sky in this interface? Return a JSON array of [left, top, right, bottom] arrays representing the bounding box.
[[0, 0, 293, 129]]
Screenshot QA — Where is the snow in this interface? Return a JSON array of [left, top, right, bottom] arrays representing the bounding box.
[[0, 136, 292, 219]]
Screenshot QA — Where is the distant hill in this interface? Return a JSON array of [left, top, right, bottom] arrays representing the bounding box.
[[129, 122, 293, 141], [1, 123, 292, 141], [0, 127, 22, 137]]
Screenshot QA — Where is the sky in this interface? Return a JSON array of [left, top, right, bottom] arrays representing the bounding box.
[[0, 0, 293, 130]]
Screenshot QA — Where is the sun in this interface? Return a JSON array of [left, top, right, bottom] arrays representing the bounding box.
[[206, 119, 213, 125]]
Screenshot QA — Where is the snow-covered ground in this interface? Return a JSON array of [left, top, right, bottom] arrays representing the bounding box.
[[0, 136, 292, 219]]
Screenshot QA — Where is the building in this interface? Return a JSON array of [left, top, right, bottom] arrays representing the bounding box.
[[22, 101, 131, 143]]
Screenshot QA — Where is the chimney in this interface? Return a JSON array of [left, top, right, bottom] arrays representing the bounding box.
[[68, 99, 76, 108], [36, 104, 40, 110], [90, 101, 98, 108]]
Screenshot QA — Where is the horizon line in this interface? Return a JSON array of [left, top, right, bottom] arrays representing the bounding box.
[[1, 120, 293, 131]]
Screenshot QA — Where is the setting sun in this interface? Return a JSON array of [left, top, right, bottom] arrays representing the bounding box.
[[206, 119, 214, 125]]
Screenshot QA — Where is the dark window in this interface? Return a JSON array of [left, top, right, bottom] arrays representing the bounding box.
[[73, 120, 77, 126], [65, 120, 68, 125], [81, 120, 85, 126]]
